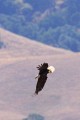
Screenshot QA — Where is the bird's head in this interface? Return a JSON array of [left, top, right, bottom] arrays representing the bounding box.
[[47, 66, 55, 73]]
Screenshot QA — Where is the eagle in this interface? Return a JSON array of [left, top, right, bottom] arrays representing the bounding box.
[[35, 62, 55, 95]]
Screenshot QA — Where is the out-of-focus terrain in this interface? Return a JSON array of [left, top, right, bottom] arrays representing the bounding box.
[[0, 29, 80, 120]]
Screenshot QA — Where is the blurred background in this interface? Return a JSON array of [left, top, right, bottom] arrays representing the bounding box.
[[0, 0, 80, 52]]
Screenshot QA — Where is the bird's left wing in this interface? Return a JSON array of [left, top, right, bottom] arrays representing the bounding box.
[[36, 63, 48, 71]]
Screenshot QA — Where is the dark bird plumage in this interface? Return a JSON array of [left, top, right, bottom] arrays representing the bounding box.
[[35, 63, 49, 95], [35, 63, 55, 95]]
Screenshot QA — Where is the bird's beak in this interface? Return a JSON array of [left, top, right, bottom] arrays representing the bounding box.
[[48, 70, 52, 73]]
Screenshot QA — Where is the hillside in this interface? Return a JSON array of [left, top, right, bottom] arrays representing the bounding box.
[[0, 51, 80, 120], [0, 28, 71, 58], [0, 28, 80, 120]]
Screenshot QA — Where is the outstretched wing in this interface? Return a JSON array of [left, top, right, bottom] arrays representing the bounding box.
[[35, 75, 47, 95], [36, 63, 48, 71]]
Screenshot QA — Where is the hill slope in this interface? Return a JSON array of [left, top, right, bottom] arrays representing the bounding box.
[[0, 28, 79, 120], [0, 53, 80, 120], [0, 28, 71, 57]]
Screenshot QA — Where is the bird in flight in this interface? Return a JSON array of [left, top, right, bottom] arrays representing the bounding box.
[[35, 62, 55, 95]]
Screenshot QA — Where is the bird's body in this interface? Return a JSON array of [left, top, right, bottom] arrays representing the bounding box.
[[35, 63, 55, 95], [35, 75, 47, 94]]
